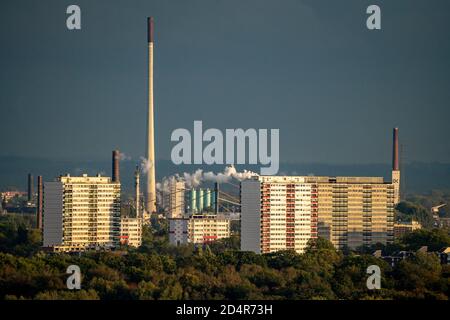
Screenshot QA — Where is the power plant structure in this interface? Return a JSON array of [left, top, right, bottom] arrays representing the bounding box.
[[146, 16, 157, 214], [167, 182, 233, 246], [113, 154, 144, 247], [188, 188, 216, 214], [166, 179, 185, 219]]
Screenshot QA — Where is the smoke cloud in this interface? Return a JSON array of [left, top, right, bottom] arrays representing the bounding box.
[[158, 165, 259, 190], [119, 152, 131, 161], [139, 157, 153, 174], [156, 166, 257, 210]]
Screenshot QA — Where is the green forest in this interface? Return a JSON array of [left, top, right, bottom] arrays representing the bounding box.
[[1, 212, 450, 300]]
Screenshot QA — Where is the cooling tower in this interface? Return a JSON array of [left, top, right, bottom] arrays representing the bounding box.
[[198, 189, 204, 212], [205, 188, 211, 209], [190, 189, 197, 213]]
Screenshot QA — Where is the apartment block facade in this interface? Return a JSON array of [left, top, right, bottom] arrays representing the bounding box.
[[188, 214, 231, 244], [169, 218, 189, 246], [169, 214, 231, 246], [43, 174, 121, 252], [120, 217, 142, 247], [241, 176, 395, 253]]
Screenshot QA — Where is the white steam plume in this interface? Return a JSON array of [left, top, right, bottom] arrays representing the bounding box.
[[156, 166, 258, 210], [160, 165, 259, 190], [119, 152, 131, 161], [139, 157, 153, 174]]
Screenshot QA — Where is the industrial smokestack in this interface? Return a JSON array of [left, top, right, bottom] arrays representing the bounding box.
[[112, 150, 120, 182], [214, 183, 219, 214], [27, 173, 33, 202], [391, 127, 401, 205], [392, 127, 399, 171], [146, 16, 156, 213], [135, 165, 141, 219], [37, 175, 43, 230], [148, 16, 154, 43], [198, 188, 204, 213]]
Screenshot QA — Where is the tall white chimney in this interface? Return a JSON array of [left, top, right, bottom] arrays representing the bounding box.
[[146, 17, 156, 213]]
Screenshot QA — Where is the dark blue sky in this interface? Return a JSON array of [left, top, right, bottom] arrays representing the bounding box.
[[1, 0, 449, 165]]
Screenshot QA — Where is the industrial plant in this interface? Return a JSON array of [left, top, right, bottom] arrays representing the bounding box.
[[0, 17, 436, 255], [164, 182, 234, 246]]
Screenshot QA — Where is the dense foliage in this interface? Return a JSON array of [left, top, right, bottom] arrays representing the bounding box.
[[396, 201, 435, 227], [0, 214, 449, 300], [394, 190, 450, 228], [406, 190, 450, 217]]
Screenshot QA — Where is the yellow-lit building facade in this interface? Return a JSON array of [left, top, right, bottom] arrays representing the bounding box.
[[188, 214, 231, 244], [241, 176, 395, 253], [315, 177, 395, 249], [43, 174, 121, 252], [120, 217, 142, 247]]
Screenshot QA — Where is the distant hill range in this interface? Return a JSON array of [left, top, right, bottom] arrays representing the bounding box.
[[0, 156, 449, 195]]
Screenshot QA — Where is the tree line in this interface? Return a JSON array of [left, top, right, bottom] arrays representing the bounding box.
[[0, 214, 450, 300]]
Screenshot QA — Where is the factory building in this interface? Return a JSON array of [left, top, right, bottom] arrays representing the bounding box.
[[43, 174, 121, 252], [169, 184, 229, 246], [118, 156, 143, 247], [167, 179, 185, 219], [241, 175, 395, 253], [0, 191, 26, 202], [120, 217, 142, 247]]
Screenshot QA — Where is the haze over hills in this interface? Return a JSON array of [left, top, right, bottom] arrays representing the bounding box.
[[0, 156, 449, 195]]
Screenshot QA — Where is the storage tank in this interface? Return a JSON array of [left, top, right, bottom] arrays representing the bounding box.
[[211, 190, 216, 212], [205, 188, 211, 209], [198, 188, 204, 212]]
